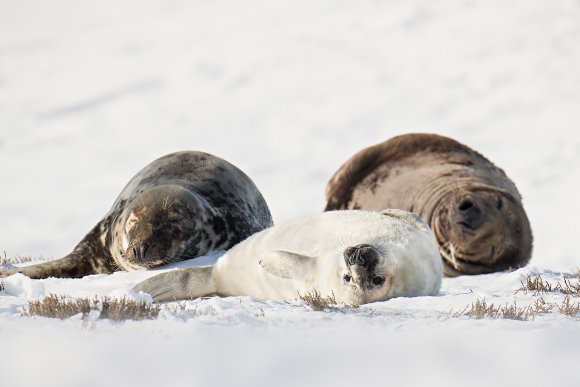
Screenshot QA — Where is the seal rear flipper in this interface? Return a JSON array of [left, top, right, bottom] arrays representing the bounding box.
[[380, 209, 431, 233], [133, 266, 215, 302], [0, 222, 115, 279], [258, 251, 315, 280], [0, 250, 115, 279]]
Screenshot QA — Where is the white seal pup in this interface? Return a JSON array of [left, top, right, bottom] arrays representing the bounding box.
[[134, 209, 442, 305], [1, 151, 273, 279]]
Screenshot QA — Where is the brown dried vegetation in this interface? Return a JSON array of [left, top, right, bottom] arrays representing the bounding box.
[[26, 294, 160, 320], [517, 273, 580, 297], [298, 290, 357, 311], [516, 274, 554, 295], [453, 297, 552, 321], [1, 252, 41, 267], [556, 296, 580, 317], [457, 272, 580, 320], [557, 276, 580, 297]]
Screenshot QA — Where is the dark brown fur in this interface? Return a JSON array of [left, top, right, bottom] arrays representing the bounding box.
[[325, 133, 533, 276]]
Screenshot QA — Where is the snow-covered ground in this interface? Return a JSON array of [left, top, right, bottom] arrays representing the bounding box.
[[1, 0, 579, 386]]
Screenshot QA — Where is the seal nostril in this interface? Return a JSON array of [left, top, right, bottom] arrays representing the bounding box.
[[347, 250, 367, 266], [344, 244, 378, 268], [139, 244, 149, 260], [459, 200, 474, 211], [132, 247, 137, 258]]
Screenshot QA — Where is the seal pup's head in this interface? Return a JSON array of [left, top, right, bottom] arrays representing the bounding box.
[[334, 210, 441, 305], [112, 185, 214, 270], [338, 243, 394, 304], [258, 209, 442, 305], [431, 187, 533, 277]]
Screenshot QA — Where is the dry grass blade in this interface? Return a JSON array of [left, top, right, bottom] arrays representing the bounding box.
[[555, 277, 580, 297], [26, 294, 160, 320], [0, 281, 4, 292], [453, 298, 499, 319], [556, 296, 580, 318], [500, 302, 529, 320], [517, 273, 580, 297], [27, 295, 93, 319], [530, 297, 553, 314], [298, 290, 357, 311], [453, 298, 549, 321], [516, 274, 553, 295], [99, 297, 161, 321], [0, 251, 10, 267]]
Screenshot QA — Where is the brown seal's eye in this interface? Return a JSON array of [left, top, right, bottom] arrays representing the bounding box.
[[372, 276, 385, 286], [343, 274, 351, 283]]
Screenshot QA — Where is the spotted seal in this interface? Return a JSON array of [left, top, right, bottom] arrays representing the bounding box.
[[324, 133, 533, 276], [133, 209, 442, 305], [0, 151, 273, 279]]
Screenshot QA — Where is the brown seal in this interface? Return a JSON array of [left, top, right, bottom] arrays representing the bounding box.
[[325, 133, 533, 276], [1, 151, 273, 279]]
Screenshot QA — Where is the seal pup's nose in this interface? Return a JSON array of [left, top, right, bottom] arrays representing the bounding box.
[[344, 244, 378, 267], [457, 200, 486, 230]]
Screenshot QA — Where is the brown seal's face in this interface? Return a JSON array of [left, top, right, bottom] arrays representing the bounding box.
[[113, 186, 211, 270], [431, 189, 533, 276]]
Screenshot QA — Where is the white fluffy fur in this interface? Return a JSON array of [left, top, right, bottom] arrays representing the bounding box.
[[134, 210, 443, 305]]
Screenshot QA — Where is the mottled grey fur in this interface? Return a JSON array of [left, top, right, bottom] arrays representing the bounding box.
[[1, 151, 272, 279]]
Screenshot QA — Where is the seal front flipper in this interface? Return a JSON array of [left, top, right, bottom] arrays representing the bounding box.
[[133, 266, 215, 302], [258, 251, 315, 280]]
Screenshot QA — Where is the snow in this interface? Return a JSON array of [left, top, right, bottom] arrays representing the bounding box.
[[1, 0, 580, 386]]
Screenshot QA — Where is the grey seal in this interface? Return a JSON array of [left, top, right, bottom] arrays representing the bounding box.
[[1, 151, 273, 279], [325, 133, 533, 277]]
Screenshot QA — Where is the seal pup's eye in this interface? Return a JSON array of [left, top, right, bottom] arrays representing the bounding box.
[[343, 274, 352, 283], [371, 276, 385, 286]]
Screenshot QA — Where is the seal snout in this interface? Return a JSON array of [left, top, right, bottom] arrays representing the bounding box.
[[132, 243, 150, 262], [456, 199, 487, 231], [344, 244, 378, 268]]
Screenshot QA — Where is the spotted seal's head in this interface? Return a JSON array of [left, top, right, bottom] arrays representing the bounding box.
[[112, 185, 215, 270], [431, 188, 533, 277]]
